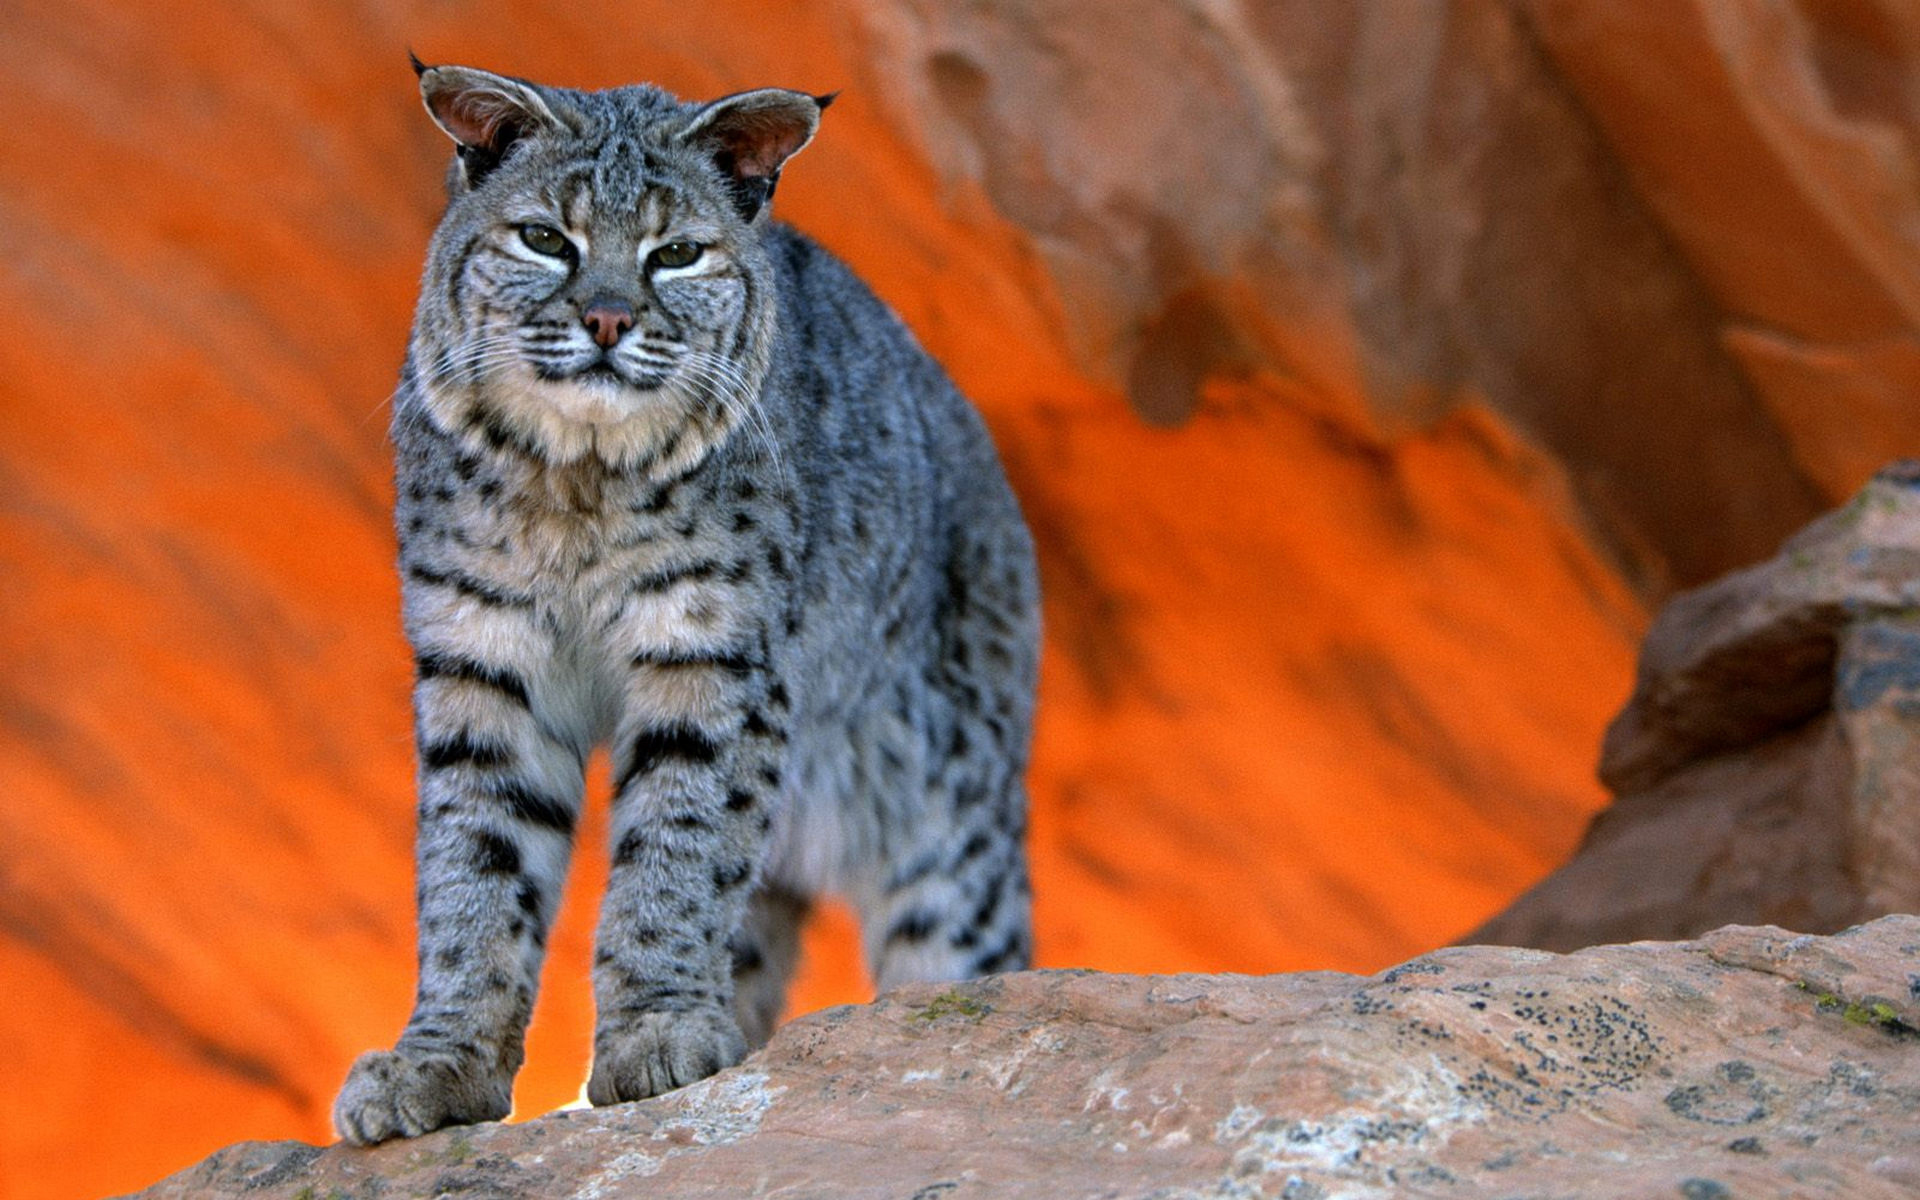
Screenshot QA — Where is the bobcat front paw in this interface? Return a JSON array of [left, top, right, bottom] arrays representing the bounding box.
[[587, 1008, 748, 1106], [333, 1047, 512, 1146]]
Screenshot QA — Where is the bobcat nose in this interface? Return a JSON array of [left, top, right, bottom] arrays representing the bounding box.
[[581, 299, 634, 349]]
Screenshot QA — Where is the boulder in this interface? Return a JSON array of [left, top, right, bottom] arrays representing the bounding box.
[[131, 915, 1920, 1199], [1477, 463, 1920, 950]]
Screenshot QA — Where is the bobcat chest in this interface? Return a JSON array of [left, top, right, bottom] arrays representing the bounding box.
[[501, 473, 769, 654]]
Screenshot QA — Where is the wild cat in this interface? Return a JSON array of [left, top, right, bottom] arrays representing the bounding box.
[[332, 61, 1039, 1144]]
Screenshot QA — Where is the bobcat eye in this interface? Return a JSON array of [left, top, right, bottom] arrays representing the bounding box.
[[649, 241, 704, 271], [519, 224, 572, 258]]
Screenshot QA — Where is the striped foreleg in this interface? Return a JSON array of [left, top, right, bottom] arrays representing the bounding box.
[[335, 641, 586, 1144], [586, 634, 791, 1103]]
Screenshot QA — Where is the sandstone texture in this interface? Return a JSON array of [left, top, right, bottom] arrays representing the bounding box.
[[8, 2, 1920, 1197], [1478, 463, 1920, 951], [1526, 0, 1920, 507], [134, 916, 1920, 1200]]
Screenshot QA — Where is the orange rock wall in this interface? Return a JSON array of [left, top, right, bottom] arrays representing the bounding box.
[[1, 2, 1914, 1198]]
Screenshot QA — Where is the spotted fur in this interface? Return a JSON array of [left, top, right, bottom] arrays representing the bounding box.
[[332, 64, 1038, 1145]]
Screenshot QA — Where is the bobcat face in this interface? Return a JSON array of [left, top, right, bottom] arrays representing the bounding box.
[[407, 67, 822, 473]]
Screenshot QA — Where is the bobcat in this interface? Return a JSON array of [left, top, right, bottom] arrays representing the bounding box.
[[332, 61, 1039, 1144]]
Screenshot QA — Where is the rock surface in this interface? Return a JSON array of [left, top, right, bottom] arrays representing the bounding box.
[[133, 916, 1920, 1199], [1477, 463, 1920, 950]]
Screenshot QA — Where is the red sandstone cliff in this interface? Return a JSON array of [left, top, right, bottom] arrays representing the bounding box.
[[2, 3, 1916, 1198]]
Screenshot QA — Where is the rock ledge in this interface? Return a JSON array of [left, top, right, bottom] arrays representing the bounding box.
[[133, 916, 1920, 1199]]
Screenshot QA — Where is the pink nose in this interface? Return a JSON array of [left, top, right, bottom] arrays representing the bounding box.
[[582, 300, 634, 348]]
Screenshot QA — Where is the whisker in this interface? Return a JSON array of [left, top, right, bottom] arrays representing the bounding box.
[[680, 350, 786, 487]]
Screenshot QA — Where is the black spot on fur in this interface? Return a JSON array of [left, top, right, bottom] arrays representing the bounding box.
[[416, 652, 532, 708], [969, 883, 1003, 932], [612, 829, 645, 868], [470, 405, 545, 460], [712, 861, 751, 891], [493, 779, 576, 833], [628, 559, 719, 596], [421, 730, 513, 771], [725, 788, 757, 812], [637, 483, 678, 515], [974, 931, 1028, 974], [516, 879, 542, 918], [630, 647, 759, 676], [473, 831, 521, 875], [616, 723, 722, 794], [885, 909, 940, 945]]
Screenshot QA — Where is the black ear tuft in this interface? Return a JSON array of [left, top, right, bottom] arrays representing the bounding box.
[[418, 65, 563, 191], [814, 91, 840, 111], [408, 50, 430, 78], [681, 88, 824, 222]]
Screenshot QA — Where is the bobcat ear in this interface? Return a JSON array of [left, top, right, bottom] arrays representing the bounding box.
[[682, 88, 831, 222], [417, 62, 563, 190]]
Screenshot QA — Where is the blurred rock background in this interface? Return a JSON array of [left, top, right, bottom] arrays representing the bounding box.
[[1, 2, 1915, 1197]]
